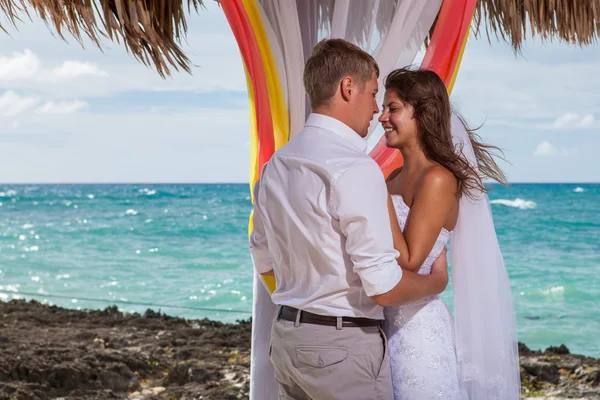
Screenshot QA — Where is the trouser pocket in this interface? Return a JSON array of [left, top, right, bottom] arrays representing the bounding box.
[[296, 346, 348, 369], [373, 327, 388, 379], [269, 338, 281, 370]]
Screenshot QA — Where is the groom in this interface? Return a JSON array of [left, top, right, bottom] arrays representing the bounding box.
[[250, 39, 449, 399]]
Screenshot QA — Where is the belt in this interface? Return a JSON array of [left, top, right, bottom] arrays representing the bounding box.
[[278, 306, 383, 328]]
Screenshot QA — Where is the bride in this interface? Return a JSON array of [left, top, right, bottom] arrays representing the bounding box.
[[379, 67, 521, 399]]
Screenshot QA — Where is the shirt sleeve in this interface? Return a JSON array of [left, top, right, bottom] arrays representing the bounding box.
[[249, 179, 275, 274], [331, 160, 402, 297]]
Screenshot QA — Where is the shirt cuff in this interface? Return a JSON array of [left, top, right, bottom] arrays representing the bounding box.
[[358, 261, 403, 297], [251, 250, 274, 274]]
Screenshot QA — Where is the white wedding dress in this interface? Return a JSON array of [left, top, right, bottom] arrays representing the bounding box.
[[383, 194, 461, 400]]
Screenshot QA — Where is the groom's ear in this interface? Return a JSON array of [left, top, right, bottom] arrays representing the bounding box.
[[340, 76, 353, 102]]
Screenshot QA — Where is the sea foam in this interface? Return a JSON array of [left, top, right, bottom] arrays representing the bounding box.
[[490, 198, 536, 209]]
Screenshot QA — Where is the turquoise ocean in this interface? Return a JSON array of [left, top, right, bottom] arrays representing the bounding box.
[[0, 183, 598, 357]]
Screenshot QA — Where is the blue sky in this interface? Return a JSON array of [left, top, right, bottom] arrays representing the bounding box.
[[0, 2, 598, 183]]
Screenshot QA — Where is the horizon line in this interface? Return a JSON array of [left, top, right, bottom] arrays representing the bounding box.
[[0, 181, 599, 185]]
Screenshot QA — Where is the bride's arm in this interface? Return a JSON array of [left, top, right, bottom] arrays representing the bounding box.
[[387, 166, 457, 272], [386, 194, 412, 269]]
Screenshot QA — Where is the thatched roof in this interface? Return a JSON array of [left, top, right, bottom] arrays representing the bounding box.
[[474, 0, 599, 50], [0, 0, 598, 77]]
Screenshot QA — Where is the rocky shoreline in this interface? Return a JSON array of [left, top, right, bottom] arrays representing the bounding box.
[[0, 300, 598, 399], [520, 343, 600, 399]]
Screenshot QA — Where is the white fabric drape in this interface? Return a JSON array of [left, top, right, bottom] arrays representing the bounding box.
[[366, 0, 442, 139], [250, 1, 443, 398], [450, 113, 521, 399], [260, 0, 307, 137], [258, 0, 442, 138]]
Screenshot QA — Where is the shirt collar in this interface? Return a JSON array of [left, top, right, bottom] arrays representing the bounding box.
[[305, 113, 368, 153]]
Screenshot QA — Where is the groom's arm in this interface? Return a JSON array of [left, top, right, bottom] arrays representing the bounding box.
[[333, 161, 447, 306], [372, 248, 448, 307], [333, 161, 403, 298], [249, 179, 275, 287]]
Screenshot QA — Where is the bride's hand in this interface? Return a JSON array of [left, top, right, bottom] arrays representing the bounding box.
[[430, 247, 449, 293]]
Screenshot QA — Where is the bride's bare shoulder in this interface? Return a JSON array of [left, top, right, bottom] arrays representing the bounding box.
[[417, 165, 457, 196]]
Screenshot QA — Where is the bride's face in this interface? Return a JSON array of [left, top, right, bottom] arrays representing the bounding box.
[[378, 90, 418, 149]]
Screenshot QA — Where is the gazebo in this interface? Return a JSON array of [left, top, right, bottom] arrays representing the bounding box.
[[2, 1, 596, 399]]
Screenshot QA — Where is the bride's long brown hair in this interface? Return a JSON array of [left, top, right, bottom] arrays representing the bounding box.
[[384, 67, 507, 198]]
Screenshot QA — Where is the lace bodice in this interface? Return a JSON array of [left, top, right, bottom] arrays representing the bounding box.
[[391, 194, 451, 275]]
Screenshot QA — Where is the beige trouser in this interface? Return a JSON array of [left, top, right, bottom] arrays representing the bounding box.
[[269, 308, 393, 400]]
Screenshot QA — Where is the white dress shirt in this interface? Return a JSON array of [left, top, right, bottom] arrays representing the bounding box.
[[250, 113, 402, 319]]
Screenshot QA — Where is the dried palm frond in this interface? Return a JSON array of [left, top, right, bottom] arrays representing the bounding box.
[[475, 0, 600, 50]]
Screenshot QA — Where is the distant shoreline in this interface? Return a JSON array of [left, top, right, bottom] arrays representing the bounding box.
[[1, 295, 594, 358]]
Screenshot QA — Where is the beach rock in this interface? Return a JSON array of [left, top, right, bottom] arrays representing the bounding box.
[[164, 361, 222, 386], [0, 299, 598, 399], [521, 357, 561, 384], [0, 299, 251, 400], [128, 386, 165, 399], [574, 366, 600, 386], [547, 345, 571, 355]]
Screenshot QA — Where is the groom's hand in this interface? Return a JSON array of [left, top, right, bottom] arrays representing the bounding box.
[[371, 247, 449, 307], [430, 247, 449, 294]]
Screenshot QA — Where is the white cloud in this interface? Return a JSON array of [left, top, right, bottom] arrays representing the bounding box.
[[552, 113, 580, 129], [552, 113, 595, 129], [37, 100, 88, 114], [0, 91, 40, 116], [0, 48, 108, 86], [452, 39, 600, 130], [0, 49, 40, 80], [577, 114, 595, 128], [0, 91, 87, 117], [0, 5, 246, 98], [533, 141, 557, 156], [533, 141, 578, 157], [51, 61, 108, 79], [11, 121, 20, 129]]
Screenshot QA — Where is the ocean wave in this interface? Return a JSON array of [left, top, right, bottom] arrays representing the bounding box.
[[519, 286, 566, 299], [490, 198, 536, 209], [574, 187, 585, 193], [0, 190, 17, 197], [139, 188, 157, 196], [542, 286, 565, 296]]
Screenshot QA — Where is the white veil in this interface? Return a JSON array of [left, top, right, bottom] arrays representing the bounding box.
[[449, 112, 521, 399]]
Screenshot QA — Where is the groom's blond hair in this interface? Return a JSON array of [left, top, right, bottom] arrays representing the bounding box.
[[303, 39, 379, 109]]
